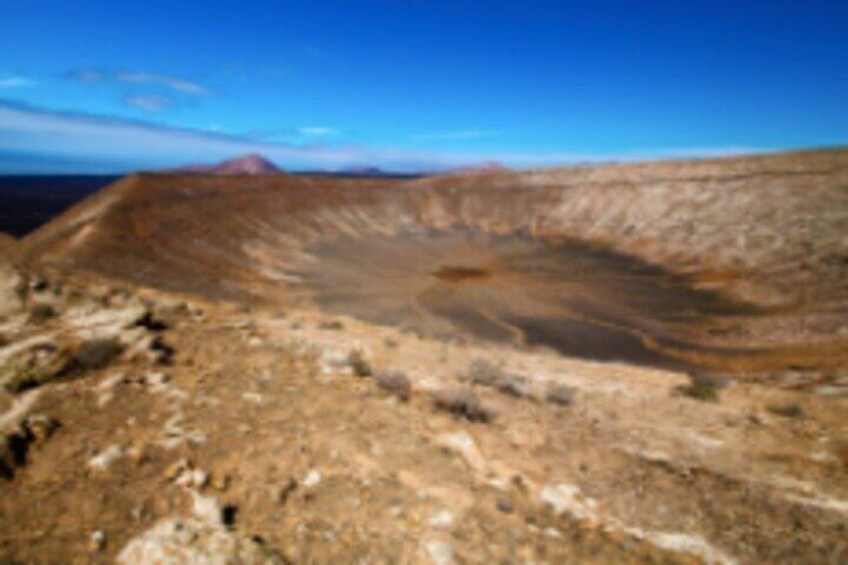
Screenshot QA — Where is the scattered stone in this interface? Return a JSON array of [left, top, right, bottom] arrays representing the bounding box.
[[116, 518, 280, 564], [428, 509, 455, 528], [24, 413, 58, 442], [496, 497, 514, 513], [432, 388, 496, 422], [241, 392, 263, 404], [88, 445, 126, 472], [422, 539, 454, 565], [89, 529, 106, 552], [303, 469, 322, 488], [541, 484, 594, 521], [372, 371, 412, 401], [176, 468, 210, 489]]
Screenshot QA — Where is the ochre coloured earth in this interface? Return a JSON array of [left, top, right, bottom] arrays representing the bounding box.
[[18, 148, 848, 377]]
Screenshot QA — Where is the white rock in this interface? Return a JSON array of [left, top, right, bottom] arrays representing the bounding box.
[[88, 445, 125, 472], [422, 539, 454, 565], [303, 469, 322, 488], [428, 509, 455, 528]]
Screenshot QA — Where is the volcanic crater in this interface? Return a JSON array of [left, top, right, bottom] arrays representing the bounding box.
[[19, 148, 848, 379]]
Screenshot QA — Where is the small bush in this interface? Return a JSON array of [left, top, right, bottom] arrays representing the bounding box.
[[766, 402, 804, 419], [546, 384, 575, 406], [467, 359, 504, 386], [73, 338, 124, 371], [432, 388, 496, 422], [373, 371, 412, 401], [28, 303, 55, 325], [347, 349, 372, 377], [675, 373, 724, 403], [467, 359, 534, 399], [318, 320, 345, 330], [496, 375, 531, 398]]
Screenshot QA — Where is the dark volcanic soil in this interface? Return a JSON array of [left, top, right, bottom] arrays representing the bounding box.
[[298, 229, 760, 372]]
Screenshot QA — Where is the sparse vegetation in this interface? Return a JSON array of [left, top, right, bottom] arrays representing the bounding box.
[[675, 373, 725, 402], [372, 371, 412, 401], [348, 349, 372, 377], [546, 384, 575, 406], [467, 359, 533, 398], [468, 359, 503, 386], [73, 338, 124, 371], [432, 388, 496, 422], [27, 303, 55, 325], [318, 320, 345, 330], [766, 402, 805, 419]]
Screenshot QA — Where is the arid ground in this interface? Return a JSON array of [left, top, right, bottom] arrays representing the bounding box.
[[2, 149, 848, 563]]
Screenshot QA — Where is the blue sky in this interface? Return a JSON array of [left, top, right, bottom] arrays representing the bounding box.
[[1, 0, 846, 172]]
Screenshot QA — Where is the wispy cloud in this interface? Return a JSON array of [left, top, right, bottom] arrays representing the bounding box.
[[0, 100, 774, 174], [411, 129, 500, 140], [0, 75, 36, 88], [65, 69, 105, 83], [297, 127, 340, 137], [123, 94, 174, 112], [67, 68, 212, 95], [115, 71, 212, 95]]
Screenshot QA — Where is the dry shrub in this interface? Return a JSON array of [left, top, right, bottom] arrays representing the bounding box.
[[27, 303, 55, 325], [675, 373, 725, 402], [546, 384, 575, 406], [373, 371, 412, 401], [347, 349, 372, 377], [766, 402, 804, 419], [467, 359, 503, 386], [467, 359, 533, 399], [73, 338, 124, 371], [432, 388, 496, 422]]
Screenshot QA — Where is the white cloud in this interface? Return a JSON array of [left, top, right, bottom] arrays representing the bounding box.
[[411, 129, 500, 140], [0, 76, 36, 88], [66, 69, 212, 96], [0, 100, 774, 173], [65, 69, 105, 83], [123, 94, 174, 112], [297, 127, 340, 136], [116, 71, 212, 95]]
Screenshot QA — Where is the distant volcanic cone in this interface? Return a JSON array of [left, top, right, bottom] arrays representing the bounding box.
[[171, 153, 284, 175]]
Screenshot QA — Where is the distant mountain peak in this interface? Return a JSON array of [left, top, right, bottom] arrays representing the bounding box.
[[455, 160, 510, 174], [171, 154, 283, 175]]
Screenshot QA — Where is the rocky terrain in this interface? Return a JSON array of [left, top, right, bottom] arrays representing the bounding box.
[[2, 148, 848, 563]]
